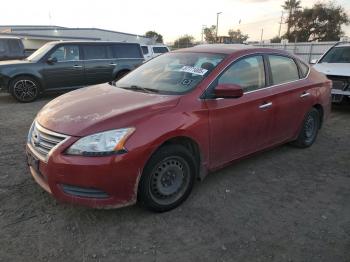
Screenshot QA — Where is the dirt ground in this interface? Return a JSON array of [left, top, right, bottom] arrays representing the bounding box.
[[0, 92, 349, 262]]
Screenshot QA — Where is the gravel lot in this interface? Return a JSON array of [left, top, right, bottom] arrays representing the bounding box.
[[0, 92, 349, 262]]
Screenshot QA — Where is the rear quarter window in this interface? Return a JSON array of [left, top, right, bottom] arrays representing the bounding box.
[[298, 60, 309, 78], [0, 40, 7, 54], [8, 39, 22, 54], [114, 44, 143, 59]]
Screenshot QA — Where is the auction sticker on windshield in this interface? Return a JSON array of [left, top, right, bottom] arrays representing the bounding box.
[[179, 66, 208, 76]]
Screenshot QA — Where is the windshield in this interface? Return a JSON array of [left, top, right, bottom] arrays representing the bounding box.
[[26, 43, 54, 62], [115, 52, 226, 95], [320, 46, 350, 63]]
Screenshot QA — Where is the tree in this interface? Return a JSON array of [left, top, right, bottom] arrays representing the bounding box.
[[227, 29, 249, 43], [173, 35, 195, 48], [203, 25, 217, 43], [145, 31, 163, 43], [282, 0, 302, 39], [270, 36, 282, 43], [285, 2, 349, 42]]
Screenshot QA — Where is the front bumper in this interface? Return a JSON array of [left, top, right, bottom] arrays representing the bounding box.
[[26, 139, 147, 209]]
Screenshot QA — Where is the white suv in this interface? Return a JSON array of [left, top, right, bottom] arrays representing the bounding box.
[[141, 45, 170, 61], [313, 42, 350, 103]]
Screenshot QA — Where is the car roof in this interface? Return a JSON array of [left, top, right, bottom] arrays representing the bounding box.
[[174, 44, 290, 56], [0, 36, 21, 40], [46, 40, 140, 45]]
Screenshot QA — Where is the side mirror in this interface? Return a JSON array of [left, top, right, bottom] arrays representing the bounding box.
[[47, 57, 58, 64], [214, 83, 243, 99], [310, 59, 318, 64]]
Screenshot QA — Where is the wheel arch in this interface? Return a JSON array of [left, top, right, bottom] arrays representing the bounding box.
[[9, 73, 44, 91]]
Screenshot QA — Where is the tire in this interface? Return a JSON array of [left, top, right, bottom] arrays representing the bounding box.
[[138, 145, 197, 212], [292, 108, 320, 148], [115, 70, 130, 81], [9, 76, 40, 103]]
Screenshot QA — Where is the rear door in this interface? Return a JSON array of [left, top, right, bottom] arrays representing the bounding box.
[[42, 44, 84, 89], [114, 43, 144, 72], [266, 54, 313, 144], [205, 55, 274, 168], [7, 39, 25, 59], [83, 44, 115, 85]]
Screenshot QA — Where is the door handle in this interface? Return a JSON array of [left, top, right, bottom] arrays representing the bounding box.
[[300, 92, 310, 98], [259, 102, 272, 109], [73, 65, 82, 68], [109, 63, 117, 66]]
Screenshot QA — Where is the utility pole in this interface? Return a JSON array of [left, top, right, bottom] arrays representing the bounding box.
[[260, 28, 264, 43], [216, 12, 222, 41], [278, 11, 284, 38]]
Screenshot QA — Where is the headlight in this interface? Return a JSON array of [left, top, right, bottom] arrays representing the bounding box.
[[66, 128, 135, 156]]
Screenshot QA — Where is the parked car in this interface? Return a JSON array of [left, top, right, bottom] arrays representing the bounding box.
[[312, 42, 350, 103], [0, 41, 144, 102], [0, 36, 26, 61], [141, 44, 170, 60], [26, 45, 331, 212]]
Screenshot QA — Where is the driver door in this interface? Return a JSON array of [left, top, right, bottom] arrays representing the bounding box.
[[205, 55, 274, 168], [42, 44, 85, 90]]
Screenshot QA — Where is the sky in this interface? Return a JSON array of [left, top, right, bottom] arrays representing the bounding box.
[[0, 0, 349, 43]]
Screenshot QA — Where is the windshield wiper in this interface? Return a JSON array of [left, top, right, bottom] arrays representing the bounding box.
[[121, 85, 159, 94]]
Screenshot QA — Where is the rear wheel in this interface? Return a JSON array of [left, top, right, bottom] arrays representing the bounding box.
[[138, 145, 196, 212], [292, 108, 320, 148], [115, 70, 130, 81], [10, 76, 40, 103]]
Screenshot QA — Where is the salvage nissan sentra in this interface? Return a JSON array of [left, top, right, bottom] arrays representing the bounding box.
[[26, 44, 331, 212]]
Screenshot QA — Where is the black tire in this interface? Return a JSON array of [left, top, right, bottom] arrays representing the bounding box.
[[292, 107, 320, 148], [9, 76, 40, 103], [138, 145, 197, 212], [115, 70, 130, 81]]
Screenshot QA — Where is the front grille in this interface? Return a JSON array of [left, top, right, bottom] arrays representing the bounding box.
[[29, 122, 68, 162], [327, 75, 349, 91], [61, 184, 109, 199]]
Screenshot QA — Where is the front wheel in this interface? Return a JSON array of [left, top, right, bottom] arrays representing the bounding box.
[[138, 145, 196, 212], [291, 108, 320, 148], [9, 76, 40, 103]]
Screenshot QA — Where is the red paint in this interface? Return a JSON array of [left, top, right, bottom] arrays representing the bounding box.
[[27, 46, 331, 208]]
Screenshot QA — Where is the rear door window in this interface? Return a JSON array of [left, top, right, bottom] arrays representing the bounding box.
[[113, 44, 143, 58], [50, 45, 80, 61], [298, 60, 309, 78], [268, 55, 299, 85], [153, 47, 169, 54], [218, 55, 266, 93], [83, 45, 108, 60]]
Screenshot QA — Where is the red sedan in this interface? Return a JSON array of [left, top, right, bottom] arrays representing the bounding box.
[[26, 45, 331, 212]]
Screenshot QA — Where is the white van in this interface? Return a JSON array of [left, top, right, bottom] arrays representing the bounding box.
[[141, 45, 170, 60]]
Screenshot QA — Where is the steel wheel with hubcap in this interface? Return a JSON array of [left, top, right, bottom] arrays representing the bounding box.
[[138, 145, 196, 212], [292, 107, 320, 148], [10, 76, 40, 103]]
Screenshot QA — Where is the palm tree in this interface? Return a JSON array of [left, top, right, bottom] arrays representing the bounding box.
[[282, 0, 302, 38]]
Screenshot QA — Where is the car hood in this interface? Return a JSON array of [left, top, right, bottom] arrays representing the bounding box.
[[313, 63, 350, 77], [36, 84, 180, 136], [0, 59, 31, 67]]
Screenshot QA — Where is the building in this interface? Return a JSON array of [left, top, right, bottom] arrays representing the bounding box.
[[0, 25, 154, 51]]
